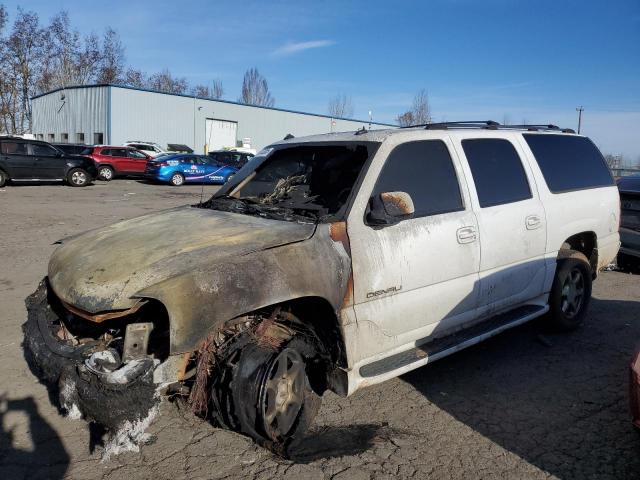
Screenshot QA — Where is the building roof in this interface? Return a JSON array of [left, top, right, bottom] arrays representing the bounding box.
[[31, 83, 396, 127]]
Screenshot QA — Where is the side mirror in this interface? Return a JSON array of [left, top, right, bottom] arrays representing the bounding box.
[[367, 191, 415, 226]]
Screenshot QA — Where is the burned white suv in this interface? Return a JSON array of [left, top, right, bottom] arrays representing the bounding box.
[[24, 121, 620, 450]]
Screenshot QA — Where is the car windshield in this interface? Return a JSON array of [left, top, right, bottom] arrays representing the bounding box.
[[199, 143, 376, 223]]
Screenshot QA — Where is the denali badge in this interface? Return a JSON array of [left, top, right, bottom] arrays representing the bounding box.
[[366, 285, 402, 298]]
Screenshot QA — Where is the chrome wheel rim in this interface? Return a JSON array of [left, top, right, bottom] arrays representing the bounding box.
[[71, 171, 87, 185], [561, 267, 584, 318], [172, 174, 183, 185], [99, 167, 112, 180], [261, 348, 305, 439]]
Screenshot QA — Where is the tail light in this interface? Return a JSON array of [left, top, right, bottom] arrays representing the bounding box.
[[153, 161, 168, 167]]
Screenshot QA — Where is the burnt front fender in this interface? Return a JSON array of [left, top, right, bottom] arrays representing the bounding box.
[[136, 223, 353, 354]]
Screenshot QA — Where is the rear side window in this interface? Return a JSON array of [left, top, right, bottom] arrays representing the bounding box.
[[462, 139, 532, 208], [100, 149, 112, 156], [373, 140, 463, 218], [523, 134, 614, 193], [1, 141, 28, 155]]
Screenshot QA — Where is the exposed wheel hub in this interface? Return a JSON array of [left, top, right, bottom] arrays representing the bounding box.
[[561, 267, 584, 318], [261, 348, 305, 439]]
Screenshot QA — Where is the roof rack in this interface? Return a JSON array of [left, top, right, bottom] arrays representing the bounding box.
[[400, 120, 575, 134]]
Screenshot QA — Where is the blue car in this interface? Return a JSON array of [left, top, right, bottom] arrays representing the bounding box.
[[144, 154, 237, 186]]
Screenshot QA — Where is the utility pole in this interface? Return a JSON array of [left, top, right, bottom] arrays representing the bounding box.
[[576, 106, 584, 134]]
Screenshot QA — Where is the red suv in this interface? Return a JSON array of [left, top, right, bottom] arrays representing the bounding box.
[[87, 146, 151, 181]]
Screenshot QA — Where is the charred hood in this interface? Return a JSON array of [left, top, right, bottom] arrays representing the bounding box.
[[48, 206, 316, 313]]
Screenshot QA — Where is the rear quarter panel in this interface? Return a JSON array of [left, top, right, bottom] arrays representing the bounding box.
[[515, 134, 620, 272]]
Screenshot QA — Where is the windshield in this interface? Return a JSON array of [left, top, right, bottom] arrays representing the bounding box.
[[198, 143, 376, 223]]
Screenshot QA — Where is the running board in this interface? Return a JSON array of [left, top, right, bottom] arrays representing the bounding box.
[[359, 304, 547, 378]]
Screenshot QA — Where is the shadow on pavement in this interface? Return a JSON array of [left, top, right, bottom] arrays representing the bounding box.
[[402, 298, 640, 479], [288, 422, 405, 463], [0, 395, 69, 480]]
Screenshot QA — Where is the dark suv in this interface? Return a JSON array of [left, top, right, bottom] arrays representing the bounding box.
[[0, 137, 97, 187]]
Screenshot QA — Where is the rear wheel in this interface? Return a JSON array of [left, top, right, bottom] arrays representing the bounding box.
[[0, 169, 7, 187], [67, 168, 90, 187], [548, 250, 592, 331], [98, 165, 114, 181], [170, 173, 184, 186]]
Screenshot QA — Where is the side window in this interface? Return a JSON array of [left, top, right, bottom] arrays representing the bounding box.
[[100, 149, 111, 156], [462, 139, 532, 208], [111, 148, 127, 157], [523, 134, 614, 193], [1, 141, 28, 155], [29, 143, 59, 156], [372, 140, 464, 218], [128, 149, 147, 159]]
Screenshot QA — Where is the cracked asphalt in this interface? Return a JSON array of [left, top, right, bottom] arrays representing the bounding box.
[[1, 180, 639, 479]]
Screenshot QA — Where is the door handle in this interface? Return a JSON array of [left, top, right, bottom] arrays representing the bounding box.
[[525, 215, 542, 230], [457, 226, 478, 244]]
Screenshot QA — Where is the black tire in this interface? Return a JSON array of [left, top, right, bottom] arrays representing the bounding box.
[[548, 250, 592, 331], [211, 321, 322, 448], [617, 253, 640, 273], [98, 165, 114, 181], [0, 169, 7, 187], [170, 172, 185, 186], [67, 168, 90, 187]]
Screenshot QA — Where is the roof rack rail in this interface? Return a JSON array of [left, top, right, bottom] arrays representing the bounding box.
[[399, 120, 575, 134]]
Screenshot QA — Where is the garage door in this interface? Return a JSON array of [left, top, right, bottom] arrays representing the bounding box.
[[205, 119, 238, 152]]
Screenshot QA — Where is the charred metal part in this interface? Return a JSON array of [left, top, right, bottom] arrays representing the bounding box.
[[85, 349, 121, 374], [122, 322, 154, 362], [380, 191, 415, 217], [60, 297, 147, 323]]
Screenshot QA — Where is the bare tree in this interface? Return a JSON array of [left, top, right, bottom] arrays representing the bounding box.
[[96, 28, 124, 84], [396, 89, 431, 127], [148, 69, 188, 94], [239, 68, 274, 107], [211, 79, 224, 99], [123, 68, 147, 88], [396, 111, 415, 127], [2, 8, 48, 132], [328, 93, 354, 118]]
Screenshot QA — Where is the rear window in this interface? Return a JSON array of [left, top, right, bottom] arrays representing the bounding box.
[[523, 134, 614, 193], [462, 138, 532, 208]]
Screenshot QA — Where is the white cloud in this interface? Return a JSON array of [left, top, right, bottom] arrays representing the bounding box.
[[271, 40, 335, 57]]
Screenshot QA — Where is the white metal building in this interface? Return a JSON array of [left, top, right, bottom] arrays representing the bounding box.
[[31, 84, 394, 153]]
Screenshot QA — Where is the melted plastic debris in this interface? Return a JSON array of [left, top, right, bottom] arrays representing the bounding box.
[[59, 376, 82, 420], [101, 405, 160, 462], [66, 403, 82, 420]]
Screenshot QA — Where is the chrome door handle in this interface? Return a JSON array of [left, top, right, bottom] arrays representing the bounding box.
[[457, 226, 477, 244], [525, 215, 542, 230]]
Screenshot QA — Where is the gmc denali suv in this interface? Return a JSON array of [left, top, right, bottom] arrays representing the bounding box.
[[23, 121, 620, 450]]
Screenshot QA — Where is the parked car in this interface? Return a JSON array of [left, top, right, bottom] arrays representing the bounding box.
[[617, 175, 640, 272], [0, 136, 96, 187], [208, 149, 254, 169], [631, 346, 640, 431], [52, 143, 93, 156], [123, 141, 171, 158], [145, 154, 237, 186], [23, 122, 620, 448], [86, 146, 151, 180]]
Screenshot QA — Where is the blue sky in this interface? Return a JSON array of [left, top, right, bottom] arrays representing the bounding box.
[[6, 0, 640, 161]]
